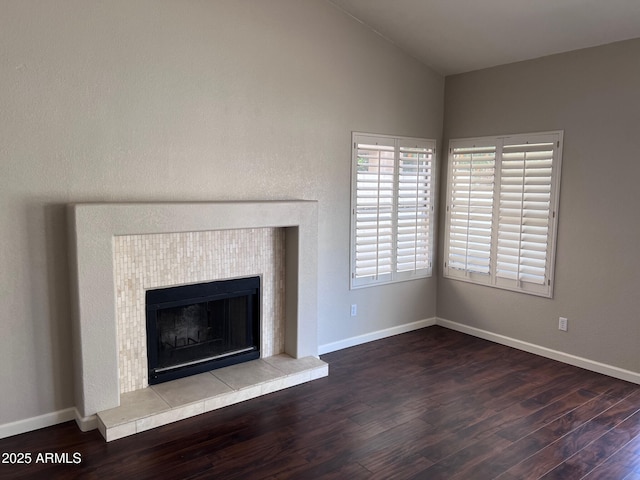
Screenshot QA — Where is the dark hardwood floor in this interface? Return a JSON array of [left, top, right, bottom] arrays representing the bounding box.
[[1, 326, 639, 479]]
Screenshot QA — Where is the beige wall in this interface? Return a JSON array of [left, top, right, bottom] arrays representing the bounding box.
[[440, 39, 640, 374], [0, 0, 443, 426], [11, 0, 637, 433]]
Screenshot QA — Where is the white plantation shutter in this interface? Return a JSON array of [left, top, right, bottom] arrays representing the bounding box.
[[444, 131, 562, 297], [351, 133, 436, 288], [396, 142, 434, 274], [354, 138, 395, 282], [497, 139, 556, 285], [448, 144, 496, 275]]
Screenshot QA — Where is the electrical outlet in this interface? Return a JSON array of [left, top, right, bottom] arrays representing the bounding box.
[[350, 304, 357, 317], [558, 317, 568, 331]]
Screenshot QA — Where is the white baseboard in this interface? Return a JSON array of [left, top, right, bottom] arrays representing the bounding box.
[[0, 407, 76, 440], [4, 315, 637, 440], [74, 409, 98, 432], [318, 317, 437, 355], [436, 317, 640, 385]]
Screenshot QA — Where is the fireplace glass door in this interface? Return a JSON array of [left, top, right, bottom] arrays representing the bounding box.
[[146, 276, 260, 384]]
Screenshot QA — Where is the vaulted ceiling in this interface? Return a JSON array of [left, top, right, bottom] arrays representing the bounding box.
[[329, 0, 640, 75]]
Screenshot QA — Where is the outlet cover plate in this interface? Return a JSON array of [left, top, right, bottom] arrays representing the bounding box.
[[559, 317, 568, 331]]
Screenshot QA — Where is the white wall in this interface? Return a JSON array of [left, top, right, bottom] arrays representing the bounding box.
[[0, 0, 443, 428], [440, 39, 640, 375]]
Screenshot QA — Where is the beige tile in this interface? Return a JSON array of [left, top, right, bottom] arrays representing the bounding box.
[[151, 373, 233, 407], [203, 384, 263, 412], [260, 377, 289, 395], [114, 228, 286, 393], [98, 359, 328, 440], [105, 422, 137, 442], [136, 402, 204, 433], [283, 371, 312, 389], [310, 364, 329, 380], [98, 388, 169, 428], [96, 417, 107, 439], [263, 354, 327, 375], [202, 390, 238, 413], [212, 360, 283, 390]]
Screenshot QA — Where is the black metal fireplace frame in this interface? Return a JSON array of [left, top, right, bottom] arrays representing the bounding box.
[[145, 276, 261, 385]]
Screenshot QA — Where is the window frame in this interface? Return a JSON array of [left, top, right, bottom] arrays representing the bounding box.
[[443, 131, 563, 298], [350, 132, 437, 289]]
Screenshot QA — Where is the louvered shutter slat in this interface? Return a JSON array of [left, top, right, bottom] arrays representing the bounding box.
[[395, 144, 433, 273], [354, 141, 395, 279], [447, 147, 496, 275], [496, 141, 555, 285]]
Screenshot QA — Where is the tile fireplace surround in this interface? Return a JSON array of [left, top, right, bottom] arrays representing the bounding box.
[[67, 201, 326, 441]]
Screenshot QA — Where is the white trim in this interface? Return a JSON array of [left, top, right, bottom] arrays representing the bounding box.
[[0, 408, 76, 439], [436, 317, 640, 385], [318, 317, 437, 354], [74, 409, 98, 432]]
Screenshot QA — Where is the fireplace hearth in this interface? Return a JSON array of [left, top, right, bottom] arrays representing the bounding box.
[[146, 276, 261, 384]]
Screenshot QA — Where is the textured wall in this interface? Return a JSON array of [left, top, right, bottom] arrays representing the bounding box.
[[440, 39, 640, 374], [0, 0, 442, 427]]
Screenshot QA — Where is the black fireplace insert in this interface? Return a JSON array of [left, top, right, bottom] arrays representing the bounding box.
[[145, 276, 260, 385]]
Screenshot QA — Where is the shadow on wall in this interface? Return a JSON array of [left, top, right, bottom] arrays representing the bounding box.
[[24, 201, 75, 411]]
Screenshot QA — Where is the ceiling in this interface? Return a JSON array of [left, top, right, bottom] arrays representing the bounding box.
[[329, 0, 640, 75]]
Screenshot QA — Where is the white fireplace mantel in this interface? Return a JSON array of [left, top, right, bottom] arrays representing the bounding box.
[[67, 201, 319, 427]]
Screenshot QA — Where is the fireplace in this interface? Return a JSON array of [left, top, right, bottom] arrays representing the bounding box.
[[68, 201, 321, 430], [146, 276, 261, 384]]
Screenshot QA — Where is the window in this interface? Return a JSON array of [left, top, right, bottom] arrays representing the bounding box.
[[350, 132, 436, 288], [443, 131, 563, 297]]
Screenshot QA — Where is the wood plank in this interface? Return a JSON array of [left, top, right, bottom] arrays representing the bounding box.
[[0, 326, 638, 480]]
